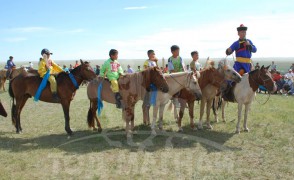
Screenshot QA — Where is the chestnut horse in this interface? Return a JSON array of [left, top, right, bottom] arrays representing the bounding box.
[[219, 65, 276, 133], [87, 67, 169, 137], [9, 60, 96, 135], [173, 59, 242, 131], [0, 67, 28, 91]]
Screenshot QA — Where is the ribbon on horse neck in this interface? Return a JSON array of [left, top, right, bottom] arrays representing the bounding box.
[[149, 83, 157, 106], [34, 70, 50, 102], [97, 82, 104, 116], [68, 73, 79, 89]]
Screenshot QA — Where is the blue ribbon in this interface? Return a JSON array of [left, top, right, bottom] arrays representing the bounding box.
[[97, 82, 104, 116], [149, 83, 157, 106], [34, 70, 50, 102], [68, 73, 79, 89]]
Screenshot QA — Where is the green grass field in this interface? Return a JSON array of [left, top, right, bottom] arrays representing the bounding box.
[[0, 81, 293, 179]]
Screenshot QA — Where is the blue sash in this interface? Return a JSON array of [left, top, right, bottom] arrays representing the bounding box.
[[149, 83, 157, 106], [97, 82, 104, 116], [34, 70, 50, 102]]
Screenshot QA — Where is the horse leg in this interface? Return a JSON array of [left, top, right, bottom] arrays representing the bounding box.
[[142, 104, 150, 125], [92, 100, 102, 132], [158, 104, 165, 130], [173, 101, 179, 123], [198, 98, 206, 130], [214, 97, 219, 123], [222, 100, 226, 122], [124, 107, 134, 138], [188, 102, 196, 130], [17, 95, 29, 132], [151, 105, 159, 135], [236, 103, 243, 134], [206, 99, 213, 129], [243, 104, 250, 132], [61, 100, 73, 135], [177, 101, 186, 132]]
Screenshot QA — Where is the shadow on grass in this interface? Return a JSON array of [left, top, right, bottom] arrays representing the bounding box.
[[0, 124, 240, 154]]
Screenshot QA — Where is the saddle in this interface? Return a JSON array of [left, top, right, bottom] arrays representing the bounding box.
[[222, 81, 237, 102]]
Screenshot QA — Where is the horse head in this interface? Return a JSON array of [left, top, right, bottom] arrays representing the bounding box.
[[10, 67, 27, 79], [186, 71, 202, 100], [78, 60, 97, 81], [218, 58, 242, 83], [256, 65, 277, 93], [148, 67, 169, 93]]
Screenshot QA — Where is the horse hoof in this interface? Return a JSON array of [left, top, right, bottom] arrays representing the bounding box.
[[132, 130, 138, 135], [93, 128, 98, 131], [151, 130, 157, 135], [192, 127, 197, 131], [178, 128, 183, 132], [206, 124, 213, 129], [235, 130, 241, 134], [244, 128, 250, 132]]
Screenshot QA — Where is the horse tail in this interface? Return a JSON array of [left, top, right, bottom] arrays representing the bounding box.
[[212, 96, 223, 116], [9, 80, 16, 125], [8, 80, 14, 99], [87, 101, 94, 128], [212, 98, 217, 116]]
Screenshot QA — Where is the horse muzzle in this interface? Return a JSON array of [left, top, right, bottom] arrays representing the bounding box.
[[160, 86, 169, 93], [194, 92, 202, 100]]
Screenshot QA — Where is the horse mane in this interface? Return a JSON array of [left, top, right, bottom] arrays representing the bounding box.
[[203, 59, 215, 70]]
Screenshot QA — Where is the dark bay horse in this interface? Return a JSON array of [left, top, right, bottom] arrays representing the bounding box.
[[87, 66, 169, 137], [220, 65, 276, 133], [9, 60, 96, 135]]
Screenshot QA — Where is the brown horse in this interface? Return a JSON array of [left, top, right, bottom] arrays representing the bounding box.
[[0, 67, 28, 91], [0, 101, 7, 117], [174, 59, 242, 130], [9, 60, 96, 135], [87, 66, 169, 137]]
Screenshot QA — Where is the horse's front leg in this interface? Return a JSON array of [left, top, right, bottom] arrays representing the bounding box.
[[236, 103, 243, 134], [188, 102, 196, 130], [177, 101, 186, 132], [124, 107, 134, 138], [222, 100, 226, 122], [142, 103, 150, 126], [198, 98, 206, 130], [173, 101, 179, 123], [151, 105, 159, 135], [213, 97, 219, 123], [206, 99, 213, 129], [243, 104, 250, 132], [61, 100, 72, 135], [158, 104, 166, 130]]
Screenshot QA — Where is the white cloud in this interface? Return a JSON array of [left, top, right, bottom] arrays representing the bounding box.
[[11, 27, 49, 33], [124, 6, 147, 10], [4, 37, 27, 42], [65, 28, 85, 33], [105, 13, 294, 59]]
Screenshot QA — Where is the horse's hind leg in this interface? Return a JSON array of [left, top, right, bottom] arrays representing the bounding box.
[[177, 101, 186, 132], [198, 98, 206, 130], [222, 100, 226, 122], [17, 95, 29, 132], [92, 100, 102, 132]]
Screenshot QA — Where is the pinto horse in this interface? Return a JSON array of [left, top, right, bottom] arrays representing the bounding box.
[[0, 67, 28, 91], [221, 65, 276, 133], [87, 66, 169, 137], [143, 71, 202, 134], [9, 60, 96, 135]]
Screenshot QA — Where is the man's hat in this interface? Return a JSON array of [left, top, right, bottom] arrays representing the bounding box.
[[237, 24, 247, 31]]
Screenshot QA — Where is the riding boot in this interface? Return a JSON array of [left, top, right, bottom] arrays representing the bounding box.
[[114, 92, 122, 109]]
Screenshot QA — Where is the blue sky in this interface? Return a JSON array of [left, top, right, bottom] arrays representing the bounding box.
[[1, 0, 294, 61]]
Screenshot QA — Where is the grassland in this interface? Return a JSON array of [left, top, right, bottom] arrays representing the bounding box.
[[0, 80, 293, 179]]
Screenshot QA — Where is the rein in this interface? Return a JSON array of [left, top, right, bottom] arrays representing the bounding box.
[[169, 72, 192, 89], [249, 72, 272, 105]]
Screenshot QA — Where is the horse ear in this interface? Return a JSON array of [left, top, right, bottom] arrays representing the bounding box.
[[265, 65, 270, 70], [80, 59, 84, 65], [207, 56, 210, 60], [260, 65, 264, 70]]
